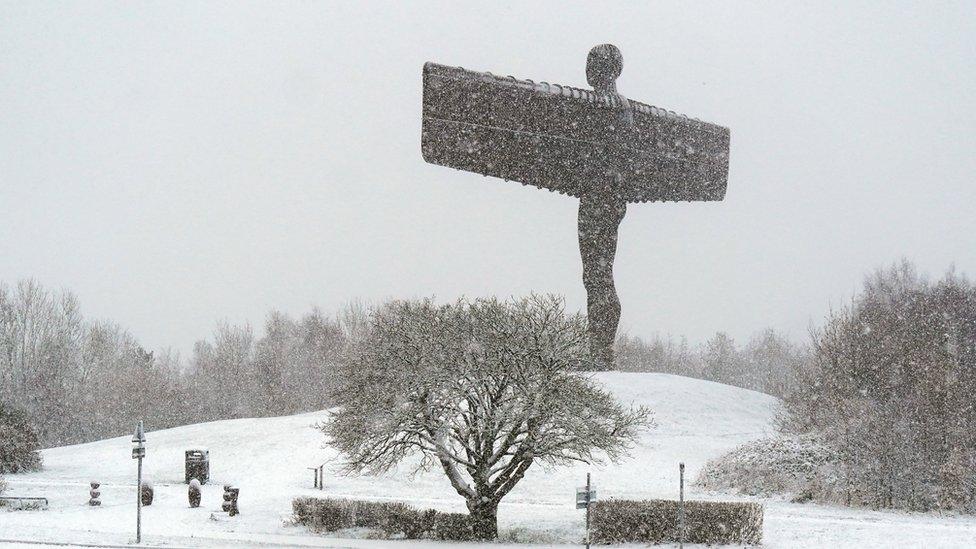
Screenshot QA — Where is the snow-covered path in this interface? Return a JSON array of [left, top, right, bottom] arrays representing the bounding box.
[[3, 373, 976, 547]]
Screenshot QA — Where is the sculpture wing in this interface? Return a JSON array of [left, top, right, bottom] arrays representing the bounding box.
[[421, 62, 730, 203]]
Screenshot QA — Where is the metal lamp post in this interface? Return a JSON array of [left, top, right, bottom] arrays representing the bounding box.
[[132, 421, 146, 544]]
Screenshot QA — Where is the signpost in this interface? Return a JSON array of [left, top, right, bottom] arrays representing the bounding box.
[[421, 44, 731, 369], [132, 421, 146, 544], [679, 462, 685, 549], [576, 473, 596, 549]]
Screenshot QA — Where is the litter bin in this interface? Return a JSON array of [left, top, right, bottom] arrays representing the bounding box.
[[185, 449, 210, 484]]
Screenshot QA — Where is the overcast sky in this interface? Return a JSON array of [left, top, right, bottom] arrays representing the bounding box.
[[2, 1, 974, 356]]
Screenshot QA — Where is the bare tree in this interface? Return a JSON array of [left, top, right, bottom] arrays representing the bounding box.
[[784, 261, 976, 511], [701, 332, 741, 386], [324, 295, 650, 539], [741, 329, 807, 398], [0, 280, 85, 445], [288, 309, 344, 413], [188, 321, 255, 420], [254, 311, 293, 416]]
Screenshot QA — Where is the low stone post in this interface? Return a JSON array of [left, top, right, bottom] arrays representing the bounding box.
[[188, 478, 201, 508], [140, 479, 154, 506], [89, 481, 101, 506], [222, 485, 239, 516]]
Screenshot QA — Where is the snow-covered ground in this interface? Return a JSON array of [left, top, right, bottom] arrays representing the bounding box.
[[3, 372, 976, 547]]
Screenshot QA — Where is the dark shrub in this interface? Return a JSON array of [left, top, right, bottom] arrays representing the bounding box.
[[0, 403, 42, 474], [697, 435, 840, 499], [590, 498, 763, 545]]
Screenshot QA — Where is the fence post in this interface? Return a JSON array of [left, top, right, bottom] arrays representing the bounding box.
[[309, 466, 324, 489]]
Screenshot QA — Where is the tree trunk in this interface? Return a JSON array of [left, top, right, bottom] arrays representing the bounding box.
[[466, 498, 499, 540]]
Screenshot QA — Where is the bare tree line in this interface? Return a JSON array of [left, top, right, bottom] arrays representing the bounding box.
[[0, 275, 808, 448], [0, 279, 347, 447], [615, 329, 808, 398]]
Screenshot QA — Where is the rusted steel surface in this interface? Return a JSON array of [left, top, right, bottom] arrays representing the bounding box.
[[421, 62, 730, 203]]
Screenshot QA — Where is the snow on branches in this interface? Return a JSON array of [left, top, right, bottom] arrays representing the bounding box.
[[323, 294, 650, 539]]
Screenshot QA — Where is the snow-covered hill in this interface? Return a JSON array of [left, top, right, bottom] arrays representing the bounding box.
[[4, 373, 976, 548]]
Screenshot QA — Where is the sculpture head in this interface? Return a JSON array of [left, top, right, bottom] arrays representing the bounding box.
[[586, 44, 623, 93]]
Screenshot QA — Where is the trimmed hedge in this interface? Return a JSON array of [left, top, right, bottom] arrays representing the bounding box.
[[292, 497, 472, 541], [590, 498, 763, 545], [432, 512, 476, 541]]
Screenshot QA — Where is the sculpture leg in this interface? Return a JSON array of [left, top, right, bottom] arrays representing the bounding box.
[[578, 196, 625, 370]]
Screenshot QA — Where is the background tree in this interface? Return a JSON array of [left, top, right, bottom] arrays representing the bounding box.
[[740, 329, 807, 398], [187, 321, 256, 421], [283, 308, 344, 414], [325, 295, 650, 539], [701, 332, 742, 386], [0, 280, 86, 445], [784, 261, 976, 511], [253, 311, 293, 416]]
